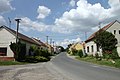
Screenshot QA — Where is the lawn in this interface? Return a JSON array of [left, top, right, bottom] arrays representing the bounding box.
[[76, 56, 120, 69], [0, 61, 28, 66]]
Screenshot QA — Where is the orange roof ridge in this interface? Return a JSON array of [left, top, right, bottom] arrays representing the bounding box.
[[0, 25, 39, 45], [85, 20, 119, 42]]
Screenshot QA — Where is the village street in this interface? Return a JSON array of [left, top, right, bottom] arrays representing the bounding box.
[[0, 52, 120, 80]]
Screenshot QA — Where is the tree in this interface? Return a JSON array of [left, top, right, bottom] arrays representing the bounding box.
[[10, 42, 26, 61], [66, 44, 72, 51], [94, 31, 117, 53], [57, 46, 65, 52]]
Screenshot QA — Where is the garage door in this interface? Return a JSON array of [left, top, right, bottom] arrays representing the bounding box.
[[0, 48, 7, 56]]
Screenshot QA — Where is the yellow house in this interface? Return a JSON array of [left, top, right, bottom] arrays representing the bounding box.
[[69, 42, 84, 54], [45, 43, 54, 54]]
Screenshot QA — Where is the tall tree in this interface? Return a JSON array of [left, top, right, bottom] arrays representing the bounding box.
[[94, 31, 117, 53]]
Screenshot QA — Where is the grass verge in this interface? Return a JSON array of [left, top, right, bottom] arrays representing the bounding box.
[[76, 56, 120, 69], [0, 61, 28, 66]]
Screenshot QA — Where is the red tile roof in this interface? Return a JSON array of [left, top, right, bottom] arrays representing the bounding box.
[[85, 20, 120, 43], [0, 26, 43, 46], [32, 38, 48, 47]]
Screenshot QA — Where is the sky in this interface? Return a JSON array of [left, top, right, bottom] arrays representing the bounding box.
[[0, 0, 120, 48]]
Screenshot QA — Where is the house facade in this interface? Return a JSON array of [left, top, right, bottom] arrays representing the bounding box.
[[0, 26, 16, 60], [0, 26, 47, 61], [45, 43, 54, 53], [32, 38, 48, 50], [85, 20, 120, 57], [69, 42, 84, 54]]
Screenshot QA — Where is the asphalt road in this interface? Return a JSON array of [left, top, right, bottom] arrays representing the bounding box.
[[48, 52, 120, 80]]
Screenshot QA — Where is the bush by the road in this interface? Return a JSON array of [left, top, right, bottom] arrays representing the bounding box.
[[25, 45, 51, 63], [35, 56, 49, 62], [70, 49, 83, 57], [77, 50, 83, 58], [25, 56, 49, 63], [10, 42, 26, 61]]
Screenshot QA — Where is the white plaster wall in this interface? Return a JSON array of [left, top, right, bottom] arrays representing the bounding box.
[[85, 41, 97, 56], [106, 22, 120, 44], [106, 22, 120, 57], [0, 28, 16, 57], [20, 40, 35, 55]]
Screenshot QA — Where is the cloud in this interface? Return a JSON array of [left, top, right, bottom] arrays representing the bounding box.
[[56, 37, 81, 47], [20, 17, 49, 32], [18, 0, 120, 35], [0, 0, 15, 14], [108, 0, 120, 16], [52, 0, 120, 34], [37, 6, 51, 19], [0, 0, 14, 26], [69, 0, 76, 7], [0, 16, 6, 26]]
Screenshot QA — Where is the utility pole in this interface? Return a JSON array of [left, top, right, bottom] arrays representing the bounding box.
[[97, 22, 102, 52], [98, 22, 101, 29], [52, 41, 54, 48], [85, 32, 87, 41], [15, 18, 21, 43], [52, 41, 55, 52], [50, 38, 52, 45], [46, 36, 49, 44], [8, 17, 11, 28]]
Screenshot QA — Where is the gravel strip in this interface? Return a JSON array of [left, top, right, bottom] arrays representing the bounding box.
[[0, 62, 71, 80]]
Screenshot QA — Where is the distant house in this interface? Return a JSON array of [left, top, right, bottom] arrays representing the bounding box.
[[69, 42, 84, 54], [32, 38, 48, 50], [0, 26, 47, 61], [85, 20, 120, 57], [45, 43, 54, 53]]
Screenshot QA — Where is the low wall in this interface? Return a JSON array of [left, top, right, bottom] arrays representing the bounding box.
[[0, 57, 14, 61]]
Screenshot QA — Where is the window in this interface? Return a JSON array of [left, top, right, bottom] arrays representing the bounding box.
[[114, 30, 116, 34], [97, 44, 99, 52], [91, 45, 94, 52], [119, 30, 120, 34], [0, 48, 7, 56], [87, 46, 89, 53]]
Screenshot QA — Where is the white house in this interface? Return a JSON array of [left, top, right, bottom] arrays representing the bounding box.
[[85, 20, 120, 57], [0, 26, 47, 61]]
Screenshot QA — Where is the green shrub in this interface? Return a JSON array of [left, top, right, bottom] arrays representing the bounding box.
[[25, 56, 37, 63], [71, 49, 77, 55], [103, 48, 119, 60], [29, 45, 51, 59], [95, 53, 99, 59], [103, 53, 110, 60], [95, 53, 102, 61], [10, 42, 26, 61], [83, 53, 88, 57], [35, 56, 48, 62], [68, 51, 71, 54], [25, 56, 49, 62], [111, 48, 119, 59], [77, 50, 83, 57]]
